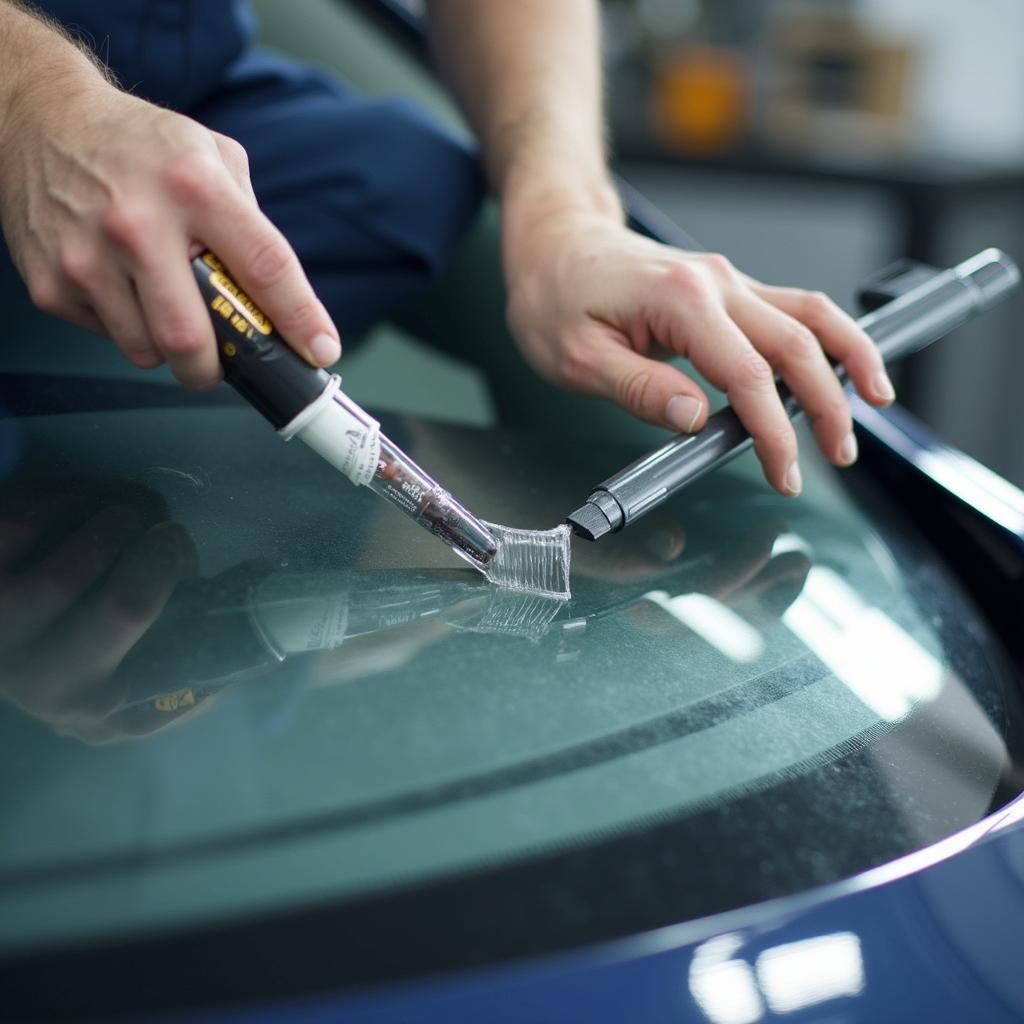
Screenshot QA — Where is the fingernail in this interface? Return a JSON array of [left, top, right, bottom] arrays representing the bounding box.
[[666, 395, 703, 433], [784, 462, 803, 496], [839, 432, 858, 466], [310, 332, 340, 366], [874, 370, 896, 403]]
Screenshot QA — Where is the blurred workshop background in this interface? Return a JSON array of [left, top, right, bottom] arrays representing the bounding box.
[[600, 0, 1024, 490], [255, 0, 1023, 487]]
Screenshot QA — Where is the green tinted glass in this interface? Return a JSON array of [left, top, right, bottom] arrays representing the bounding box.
[[0, 394, 1016, 956]]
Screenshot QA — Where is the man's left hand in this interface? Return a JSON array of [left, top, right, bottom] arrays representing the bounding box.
[[503, 208, 896, 497]]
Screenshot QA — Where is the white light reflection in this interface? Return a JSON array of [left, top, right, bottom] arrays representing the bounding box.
[[755, 932, 865, 1014], [781, 563, 944, 721], [917, 447, 1024, 538], [644, 591, 765, 663], [770, 532, 814, 558], [688, 934, 764, 1024], [688, 932, 866, 1023]]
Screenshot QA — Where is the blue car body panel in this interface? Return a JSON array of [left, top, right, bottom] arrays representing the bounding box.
[[176, 800, 1024, 1023]]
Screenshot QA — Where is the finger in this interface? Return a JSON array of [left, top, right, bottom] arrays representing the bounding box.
[[85, 273, 166, 370], [90, 520, 197, 640], [573, 512, 686, 583], [681, 307, 802, 496], [699, 518, 785, 601], [563, 328, 710, 434], [0, 504, 142, 655], [737, 551, 812, 626], [63, 302, 108, 338], [748, 281, 896, 407], [730, 291, 856, 467], [197, 191, 341, 367], [49, 247, 157, 368], [12, 521, 197, 712], [66, 297, 164, 369], [132, 235, 223, 389]]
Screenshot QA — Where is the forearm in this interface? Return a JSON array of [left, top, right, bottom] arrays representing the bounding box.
[[0, 1, 108, 152], [424, 0, 622, 236]]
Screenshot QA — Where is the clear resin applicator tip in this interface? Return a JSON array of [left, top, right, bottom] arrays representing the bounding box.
[[454, 522, 572, 600]]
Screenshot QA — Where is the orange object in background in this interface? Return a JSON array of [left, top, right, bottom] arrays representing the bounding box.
[[652, 46, 749, 154]]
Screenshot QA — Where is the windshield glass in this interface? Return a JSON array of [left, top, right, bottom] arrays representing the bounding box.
[[1, 376, 1020, 980]]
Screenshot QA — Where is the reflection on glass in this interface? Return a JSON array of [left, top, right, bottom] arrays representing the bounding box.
[[755, 932, 865, 1014], [642, 590, 765, 663], [114, 568, 573, 729], [782, 560, 944, 721], [0, 468, 815, 742], [689, 931, 865, 1022], [689, 934, 765, 1024]]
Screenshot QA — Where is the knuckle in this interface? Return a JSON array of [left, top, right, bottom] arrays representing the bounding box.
[[663, 262, 706, 299], [802, 290, 835, 324], [618, 368, 655, 416], [244, 238, 294, 291], [162, 151, 222, 205], [26, 273, 63, 315], [220, 135, 249, 169], [57, 248, 96, 290], [102, 201, 152, 251], [556, 342, 593, 391], [154, 323, 208, 357], [279, 296, 320, 332], [757, 423, 797, 458], [780, 321, 820, 360], [734, 350, 774, 389], [703, 252, 735, 279]]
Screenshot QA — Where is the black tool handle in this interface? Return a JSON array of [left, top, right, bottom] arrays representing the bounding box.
[[572, 249, 1020, 537], [191, 251, 330, 429]]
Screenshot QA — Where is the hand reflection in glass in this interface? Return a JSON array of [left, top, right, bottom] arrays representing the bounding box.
[[0, 462, 810, 733], [313, 474, 813, 685], [0, 478, 197, 743], [624, 511, 811, 637]]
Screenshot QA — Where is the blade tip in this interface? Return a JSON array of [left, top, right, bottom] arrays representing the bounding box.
[[567, 503, 612, 541]]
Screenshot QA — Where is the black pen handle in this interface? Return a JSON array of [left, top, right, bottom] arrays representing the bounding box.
[[191, 251, 330, 430]]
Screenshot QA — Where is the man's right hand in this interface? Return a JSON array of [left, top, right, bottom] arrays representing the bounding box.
[[0, 5, 340, 388]]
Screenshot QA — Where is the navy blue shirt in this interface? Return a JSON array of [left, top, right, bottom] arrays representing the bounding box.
[[36, 1, 257, 110], [21, 1, 485, 338]]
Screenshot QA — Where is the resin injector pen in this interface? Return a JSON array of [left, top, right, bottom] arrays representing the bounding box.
[[568, 249, 1022, 541], [191, 251, 497, 568]]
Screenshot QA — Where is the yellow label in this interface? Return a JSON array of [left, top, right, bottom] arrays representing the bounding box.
[[209, 270, 273, 335], [154, 688, 196, 713], [201, 253, 273, 336]]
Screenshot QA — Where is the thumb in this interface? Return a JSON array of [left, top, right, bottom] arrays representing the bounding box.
[[570, 331, 710, 434]]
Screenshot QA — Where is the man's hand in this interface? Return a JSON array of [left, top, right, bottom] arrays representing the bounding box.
[[0, 478, 198, 744], [0, 3, 340, 388], [504, 206, 896, 496], [426, 0, 897, 495]]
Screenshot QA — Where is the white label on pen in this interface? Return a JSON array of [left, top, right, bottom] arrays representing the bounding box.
[[290, 390, 381, 487], [322, 402, 381, 487]]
